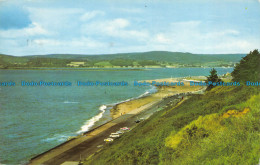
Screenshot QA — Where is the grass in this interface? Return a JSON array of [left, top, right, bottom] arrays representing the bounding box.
[[84, 85, 260, 165]]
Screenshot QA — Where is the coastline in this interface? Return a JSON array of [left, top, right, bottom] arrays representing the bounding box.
[[0, 66, 234, 70], [75, 86, 157, 134], [28, 77, 206, 165], [77, 77, 205, 134], [110, 77, 204, 119]]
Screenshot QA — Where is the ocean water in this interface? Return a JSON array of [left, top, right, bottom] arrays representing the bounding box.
[[0, 68, 233, 164]]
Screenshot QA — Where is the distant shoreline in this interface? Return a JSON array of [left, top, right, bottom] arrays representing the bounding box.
[[0, 66, 234, 71]]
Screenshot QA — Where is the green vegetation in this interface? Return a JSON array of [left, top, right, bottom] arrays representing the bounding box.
[[0, 51, 245, 69], [84, 50, 260, 165], [232, 49, 260, 83], [26, 58, 71, 67], [85, 86, 259, 165], [205, 68, 223, 91]]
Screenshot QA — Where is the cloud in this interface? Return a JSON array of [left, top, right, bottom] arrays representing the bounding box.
[[25, 7, 106, 38], [32, 37, 106, 48], [26, 7, 84, 31], [81, 18, 149, 40], [80, 11, 104, 21], [0, 22, 51, 38], [103, 18, 130, 29], [146, 20, 258, 54], [1, 37, 107, 55], [146, 21, 201, 47], [203, 30, 240, 39], [201, 39, 259, 54], [25, 23, 50, 36], [1, 2, 259, 55], [32, 39, 61, 46], [153, 33, 172, 44]]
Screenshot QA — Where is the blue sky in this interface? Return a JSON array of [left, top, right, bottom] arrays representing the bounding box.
[[0, 0, 259, 56]]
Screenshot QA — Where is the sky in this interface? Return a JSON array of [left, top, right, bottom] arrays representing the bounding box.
[[0, 0, 259, 56]]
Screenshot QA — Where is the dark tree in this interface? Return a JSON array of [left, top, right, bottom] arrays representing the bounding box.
[[205, 68, 222, 91], [231, 49, 260, 83]]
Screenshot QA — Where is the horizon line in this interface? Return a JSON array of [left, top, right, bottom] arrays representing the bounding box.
[[0, 50, 249, 57]]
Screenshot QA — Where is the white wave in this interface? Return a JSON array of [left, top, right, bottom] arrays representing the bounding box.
[[41, 134, 69, 142], [136, 85, 157, 98], [63, 101, 79, 104], [76, 105, 106, 134], [76, 86, 157, 134]]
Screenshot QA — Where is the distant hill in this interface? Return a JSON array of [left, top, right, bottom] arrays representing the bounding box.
[[0, 51, 245, 69]]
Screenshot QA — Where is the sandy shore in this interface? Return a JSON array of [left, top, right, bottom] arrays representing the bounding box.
[[110, 78, 204, 118]]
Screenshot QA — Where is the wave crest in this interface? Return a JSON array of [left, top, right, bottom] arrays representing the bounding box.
[[76, 105, 106, 134]]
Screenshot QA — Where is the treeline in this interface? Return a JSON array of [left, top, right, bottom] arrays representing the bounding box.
[[0, 58, 235, 68], [107, 59, 157, 67], [26, 58, 72, 67], [0, 57, 166, 68], [0, 57, 76, 68]]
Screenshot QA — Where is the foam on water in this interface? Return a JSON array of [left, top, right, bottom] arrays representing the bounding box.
[[63, 101, 79, 104], [41, 134, 70, 142], [75, 85, 157, 134], [76, 105, 106, 134]]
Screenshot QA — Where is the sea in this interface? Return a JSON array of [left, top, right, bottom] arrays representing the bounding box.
[[0, 68, 233, 165]]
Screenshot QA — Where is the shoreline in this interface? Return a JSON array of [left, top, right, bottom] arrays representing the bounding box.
[[76, 85, 157, 134], [73, 76, 206, 136], [78, 76, 205, 134], [28, 77, 205, 165], [110, 77, 205, 119], [0, 66, 233, 71]]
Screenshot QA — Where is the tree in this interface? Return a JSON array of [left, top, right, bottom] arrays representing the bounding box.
[[205, 68, 222, 91], [231, 49, 260, 83]]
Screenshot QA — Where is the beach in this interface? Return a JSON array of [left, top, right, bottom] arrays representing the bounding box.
[[28, 77, 205, 165], [110, 78, 204, 118]]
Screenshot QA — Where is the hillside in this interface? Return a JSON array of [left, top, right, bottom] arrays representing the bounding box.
[[84, 50, 260, 165], [0, 51, 245, 69], [84, 85, 260, 165]]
